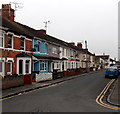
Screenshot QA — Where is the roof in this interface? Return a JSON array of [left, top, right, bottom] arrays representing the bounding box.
[[0, 16, 93, 54], [96, 55, 109, 60], [1, 16, 34, 39]]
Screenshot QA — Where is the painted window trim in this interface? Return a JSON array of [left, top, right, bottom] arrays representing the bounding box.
[[0, 47, 32, 53], [52, 47, 57, 54], [7, 61, 12, 75], [14, 34, 32, 41], [20, 35, 26, 51], [7, 32, 14, 49], [40, 61, 47, 71], [6, 58, 14, 62], [17, 57, 31, 75], [0, 60, 5, 77], [25, 60, 30, 74], [0, 31, 5, 48]]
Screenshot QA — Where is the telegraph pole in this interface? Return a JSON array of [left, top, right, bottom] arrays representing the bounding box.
[[85, 40, 88, 72]]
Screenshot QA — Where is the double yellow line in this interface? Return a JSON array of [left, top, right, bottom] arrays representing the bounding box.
[[96, 79, 120, 110]]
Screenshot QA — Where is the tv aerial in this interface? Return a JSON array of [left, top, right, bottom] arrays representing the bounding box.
[[9, 2, 23, 17], [43, 21, 51, 32]]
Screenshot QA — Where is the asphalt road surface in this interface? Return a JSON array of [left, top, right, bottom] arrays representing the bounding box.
[[2, 71, 118, 112]]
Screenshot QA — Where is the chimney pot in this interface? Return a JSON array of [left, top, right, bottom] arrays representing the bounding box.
[[69, 42, 75, 46], [77, 42, 82, 48], [38, 29, 46, 34]]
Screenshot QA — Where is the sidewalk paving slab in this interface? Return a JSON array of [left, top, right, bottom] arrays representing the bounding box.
[[107, 77, 120, 107]]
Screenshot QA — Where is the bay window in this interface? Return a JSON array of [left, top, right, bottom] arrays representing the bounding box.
[[7, 62, 12, 75], [17, 58, 31, 75], [40, 61, 46, 71], [0, 61, 4, 77]]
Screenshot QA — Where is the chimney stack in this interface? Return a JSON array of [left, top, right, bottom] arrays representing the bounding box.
[[0, 4, 15, 21], [77, 42, 82, 48], [69, 42, 75, 46], [38, 29, 46, 34]]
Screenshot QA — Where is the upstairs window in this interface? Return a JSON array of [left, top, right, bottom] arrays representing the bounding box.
[[45, 43, 48, 54], [52, 47, 57, 54], [0, 31, 4, 47], [8, 33, 13, 48], [37, 42, 40, 52], [20, 37, 25, 50]]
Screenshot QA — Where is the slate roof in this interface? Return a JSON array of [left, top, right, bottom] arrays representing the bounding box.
[[0, 16, 34, 39], [0, 16, 94, 54], [96, 55, 109, 60]]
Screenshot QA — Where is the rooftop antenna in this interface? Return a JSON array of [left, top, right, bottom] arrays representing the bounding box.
[[43, 21, 50, 33], [9, 2, 23, 17], [85, 40, 88, 49]]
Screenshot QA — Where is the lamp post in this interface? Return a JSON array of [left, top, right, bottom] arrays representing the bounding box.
[[85, 40, 88, 72]]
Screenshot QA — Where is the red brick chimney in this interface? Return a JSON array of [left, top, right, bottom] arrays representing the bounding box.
[[77, 42, 82, 48], [69, 42, 75, 46], [38, 29, 46, 34], [0, 4, 15, 21]]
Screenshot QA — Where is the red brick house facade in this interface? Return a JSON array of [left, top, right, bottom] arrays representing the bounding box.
[[0, 4, 33, 89]]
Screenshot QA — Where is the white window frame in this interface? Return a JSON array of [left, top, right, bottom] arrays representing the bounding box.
[[25, 60, 30, 74], [53, 62, 60, 70], [7, 32, 14, 49], [52, 47, 57, 54], [20, 36, 26, 51], [0, 60, 5, 77], [40, 61, 47, 71], [0, 31, 4, 48], [7, 61, 12, 75], [17, 57, 31, 75]]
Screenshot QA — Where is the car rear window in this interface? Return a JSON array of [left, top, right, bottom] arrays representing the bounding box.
[[106, 68, 116, 72]]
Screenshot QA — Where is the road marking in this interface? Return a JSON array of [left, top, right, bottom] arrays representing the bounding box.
[[0, 94, 22, 101], [96, 79, 120, 111]]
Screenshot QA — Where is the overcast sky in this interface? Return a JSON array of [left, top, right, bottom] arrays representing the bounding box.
[[0, 0, 119, 60]]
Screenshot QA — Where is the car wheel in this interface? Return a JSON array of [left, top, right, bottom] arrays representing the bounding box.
[[105, 75, 107, 78]]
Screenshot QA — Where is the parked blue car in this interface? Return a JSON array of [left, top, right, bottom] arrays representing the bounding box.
[[105, 67, 119, 79]]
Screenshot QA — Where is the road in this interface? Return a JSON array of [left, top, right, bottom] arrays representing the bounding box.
[[2, 71, 118, 112]]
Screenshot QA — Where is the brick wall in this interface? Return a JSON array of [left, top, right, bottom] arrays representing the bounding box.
[[26, 40, 32, 51], [2, 75, 24, 89]]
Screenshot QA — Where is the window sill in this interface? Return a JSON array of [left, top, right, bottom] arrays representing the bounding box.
[[40, 70, 46, 72]]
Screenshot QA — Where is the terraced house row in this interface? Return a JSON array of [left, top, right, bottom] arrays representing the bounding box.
[[0, 4, 110, 89]]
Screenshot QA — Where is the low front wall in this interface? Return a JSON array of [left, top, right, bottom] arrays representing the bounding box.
[[64, 68, 89, 76], [36, 73, 52, 82], [52, 71, 64, 80], [2, 75, 24, 89]]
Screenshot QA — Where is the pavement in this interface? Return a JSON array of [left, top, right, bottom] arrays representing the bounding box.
[[107, 76, 120, 107], [1, 70, 120, 108]]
